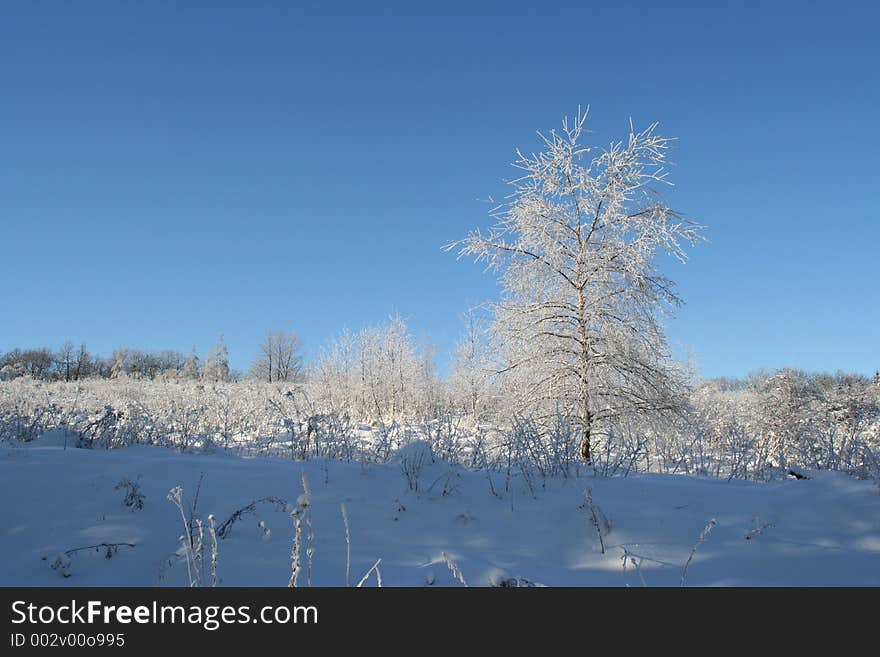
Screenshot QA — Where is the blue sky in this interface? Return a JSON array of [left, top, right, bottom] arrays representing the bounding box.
[[2, 1, 878, 378]]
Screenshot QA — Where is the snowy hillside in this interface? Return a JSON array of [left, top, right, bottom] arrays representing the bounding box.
[[2, 432, 878, 587]]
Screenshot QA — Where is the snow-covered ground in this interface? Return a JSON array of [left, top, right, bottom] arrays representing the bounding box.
[[2, 430, 879, 587]]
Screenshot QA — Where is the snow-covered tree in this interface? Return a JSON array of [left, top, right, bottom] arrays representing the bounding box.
[[0, 362, 20, 381], [450, 107, 703, 462], [312, 315, 440, 422], [203, 335, 230, 383], [110, 349, 128, 379], [55, 341, 75, 382], [449, 309, 494, 425], [312, 328, 358, 415], [182, 346, 201, 381], [73, 343, 92, 380], [249, 331, 303, 383]]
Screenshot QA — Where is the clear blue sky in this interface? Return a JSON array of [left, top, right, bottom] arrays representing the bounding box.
[[2, 1, 878, 378]]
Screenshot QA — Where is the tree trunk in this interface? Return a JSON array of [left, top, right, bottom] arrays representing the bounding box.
[[581, 405, 592, 464], [577, 287, 591, 465]]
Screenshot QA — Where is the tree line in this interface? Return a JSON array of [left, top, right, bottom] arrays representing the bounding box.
[[0, 332, 302, 384]]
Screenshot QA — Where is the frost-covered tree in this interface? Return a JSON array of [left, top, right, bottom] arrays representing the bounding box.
[[757, 368, 813, 472], [312, 328, 358, 415], [312, 315, 440, 422], [449, 309, 494, 425], [415, 343, 440, 419], [110, 349, 128, 379], [56, 341, 75, 382], [250, 331, 303, 383], [182, 346, 201, 381], [450, 107, 703, 463], [203, 335, 230, 382], [128, 350, 162, 380], [73, 343, 92, 380]]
